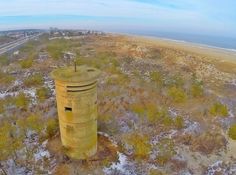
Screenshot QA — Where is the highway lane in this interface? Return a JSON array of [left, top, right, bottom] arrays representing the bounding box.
[[0, 33, 42, 55], [0, 37, 28, 49]]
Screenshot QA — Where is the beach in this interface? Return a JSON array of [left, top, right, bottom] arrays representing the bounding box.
[[128, 34, 236, 64]]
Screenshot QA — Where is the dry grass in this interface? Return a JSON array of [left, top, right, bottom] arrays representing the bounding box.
[[190, 132, 227, 154]]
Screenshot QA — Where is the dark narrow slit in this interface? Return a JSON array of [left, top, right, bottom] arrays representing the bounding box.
[[67, 86, 95, 92], [66, 82, 96, 88], [65, 107, 72, 112]]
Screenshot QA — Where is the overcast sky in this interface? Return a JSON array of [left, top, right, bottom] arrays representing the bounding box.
[[0, 0, 236, 37]]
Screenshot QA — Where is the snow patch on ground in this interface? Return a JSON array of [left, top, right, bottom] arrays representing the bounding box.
[[206, 161, 223, 175], [168, 107, 178, 117], [5, 159, 30, 175], [205, 160, 236, 175], [150, 129, 178, 146], [184, 121, 201, 135], [44, 76, 55, 95], [0, 91, 19, 99], [34, 140, 50, 161], [24, 88, 37, 104], [103, 152, 135, 175]]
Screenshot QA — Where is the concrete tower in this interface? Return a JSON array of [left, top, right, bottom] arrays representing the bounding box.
[[51, 65, 100, 159]]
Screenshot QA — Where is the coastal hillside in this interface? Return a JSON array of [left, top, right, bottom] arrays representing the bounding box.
[[0, 33, 236, 175]]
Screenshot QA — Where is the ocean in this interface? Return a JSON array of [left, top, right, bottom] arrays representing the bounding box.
[[125, 31, 236, 51]]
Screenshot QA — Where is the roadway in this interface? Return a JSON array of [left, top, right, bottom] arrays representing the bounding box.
[[0, 33, 42, 55]]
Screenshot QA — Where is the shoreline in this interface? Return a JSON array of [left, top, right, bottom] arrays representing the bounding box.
[[108, 31, 236, 53], [112, 33, 236, 64]]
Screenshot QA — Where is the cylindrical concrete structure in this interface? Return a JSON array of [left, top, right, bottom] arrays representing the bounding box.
[[51, 65, 100, 159]]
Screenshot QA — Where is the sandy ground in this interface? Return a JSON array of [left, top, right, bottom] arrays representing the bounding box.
[[119, 34, 236, 64]]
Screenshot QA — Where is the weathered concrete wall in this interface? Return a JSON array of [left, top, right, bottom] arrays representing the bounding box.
[[52, 66, 100, 159]]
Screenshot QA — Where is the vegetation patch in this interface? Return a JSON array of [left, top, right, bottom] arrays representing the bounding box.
[[191, 132, 226, 154], [168, 86, 187, 103], [46, 118, 59, 138], [14, 92, 29, 109], [126, 133, 151, 160], [0, 55, 10, 66], [36, 87, 50, 102], [156, 138, 176, 166], [24, 73, 44, 87], [228, 124, 236, 140], [209, 102, 229, 117], [19, 58, 34, 69], [0, 71, 15, 85], [190, 79, 204, 97]]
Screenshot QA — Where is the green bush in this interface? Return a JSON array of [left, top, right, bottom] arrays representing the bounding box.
[[0, 100, 5, 113], [166, 75, 184, 88], [162, 115, 174, 127], [146, 104, 159, 123], [24, 74, 44, 87], [20, 42, 36, 53], [149, 169, 167, 175], [19, 58, 33, 69], [191, 132, 226, 154], [128, 134, 151, 159], [228, 124, 236, 140], [36, 87, 50, 101], [130, 102, 146, 118], [14, 92, 29, 109], [209, 102, 228, 117], [168, 86, 187, 103], [191, 81, 204, 97], [46, 118, 58, 138], [26, 114, 43, 133], [0, 71, 15, 85], [18, 114, 44, 134], [174, 116, 184, 129], [0, 122, 23, 161], [0, 55, 10, 66], [156, 138, 176, 165], [150, 71, 164, 88], [46, 39, 70, 59]]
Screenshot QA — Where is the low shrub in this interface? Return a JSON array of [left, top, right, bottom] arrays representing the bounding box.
[[174, 116, 184, 129], [19, 58, 33, 69], [209, 102, 228, 117], [26, 114, 44, 133], [128, 133, 151, 159], [36, 87, 50, 101], [0, 55, 10, 66], [149, 169, 167, 175], [191, 81, 204, 97], [156, 138, 176, 165], [168, 86, 187, 103], [0, 71, 15, 85], [162, 115, 174, 127], [14, 92, 29, 109], [166, 75, 184, 88], [150, 71, 164, 88], [46, 118, 58, 138], [130, 102, 146, 118], [24, 74, 44, 87], [191, 132, 226, 154], [146, 103, 159, 123], [228, 124, 236, 140]]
